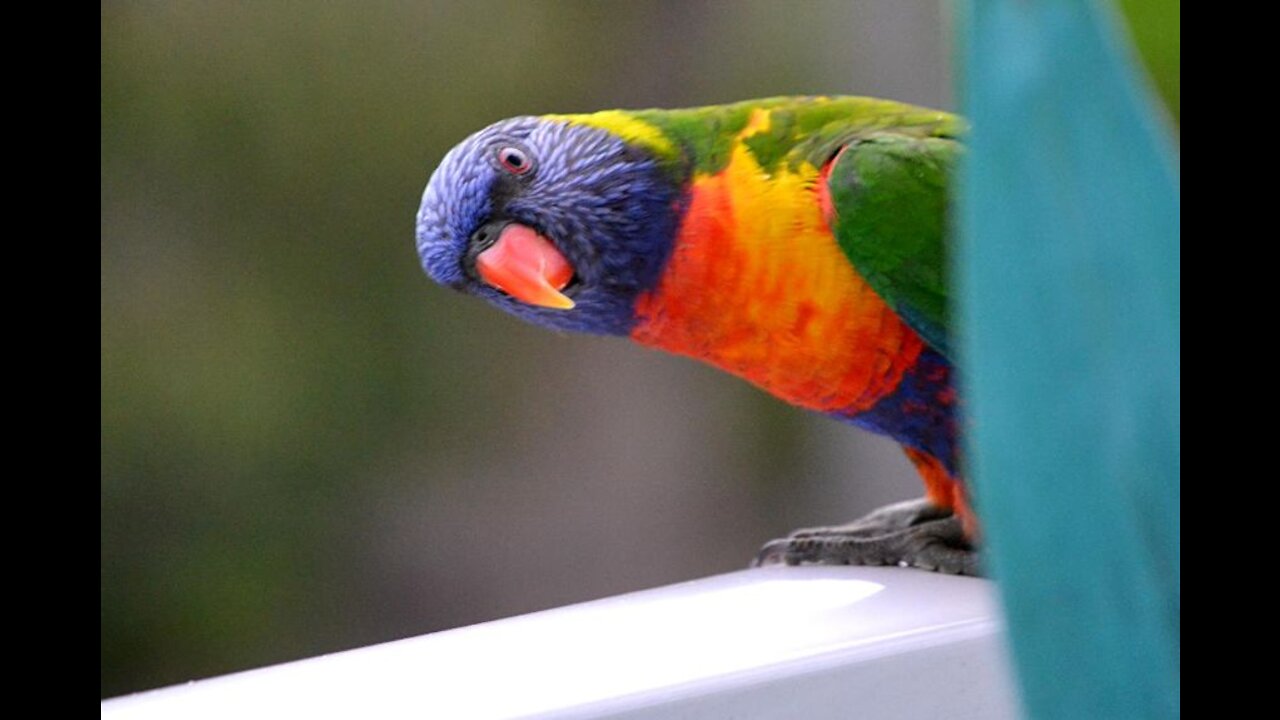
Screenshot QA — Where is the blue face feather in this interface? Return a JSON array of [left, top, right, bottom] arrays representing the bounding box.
[[415, 117, 683, 336]]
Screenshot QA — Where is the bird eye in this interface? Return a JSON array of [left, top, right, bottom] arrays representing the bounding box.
[[497, 146, 532, 175]]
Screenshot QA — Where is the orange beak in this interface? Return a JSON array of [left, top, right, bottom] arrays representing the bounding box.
[[475, 224, 576, 310]]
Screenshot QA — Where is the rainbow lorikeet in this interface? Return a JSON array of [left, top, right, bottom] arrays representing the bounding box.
[[415, 96, 978, 575]]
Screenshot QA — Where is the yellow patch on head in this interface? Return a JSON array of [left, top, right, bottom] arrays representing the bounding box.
[[545, 110, 676, 161], [741, 108, 772, 136]]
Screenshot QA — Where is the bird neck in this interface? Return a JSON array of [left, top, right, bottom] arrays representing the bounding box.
[[628, 122, 925, 417]]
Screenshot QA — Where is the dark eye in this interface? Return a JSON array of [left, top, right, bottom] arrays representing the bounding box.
[[497, 146, 532, 175]]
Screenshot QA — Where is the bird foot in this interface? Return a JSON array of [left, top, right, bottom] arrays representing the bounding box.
[[751, 499, 983, 576]]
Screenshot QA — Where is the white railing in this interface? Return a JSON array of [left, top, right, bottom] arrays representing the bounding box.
[[102, 566, 1020, 719]]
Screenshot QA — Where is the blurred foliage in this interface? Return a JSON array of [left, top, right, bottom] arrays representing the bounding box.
[[957, 0, 1180, 715], [1118, 0, 1180, 124]]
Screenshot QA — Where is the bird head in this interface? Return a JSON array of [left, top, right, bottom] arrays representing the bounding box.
[[415, 116, 684, 336]]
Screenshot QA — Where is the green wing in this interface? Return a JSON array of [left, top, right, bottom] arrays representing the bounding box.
[[823, 132, 960, 357]]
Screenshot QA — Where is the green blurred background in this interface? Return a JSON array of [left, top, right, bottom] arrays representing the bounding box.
[[101, 0, 1176, 700]]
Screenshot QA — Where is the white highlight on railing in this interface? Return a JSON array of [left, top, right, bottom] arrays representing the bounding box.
[[102, 566, 1020, 719]]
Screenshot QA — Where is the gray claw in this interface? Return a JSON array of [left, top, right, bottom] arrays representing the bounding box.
[[750, 538, 798, 568], [750, 500, 983, 576]]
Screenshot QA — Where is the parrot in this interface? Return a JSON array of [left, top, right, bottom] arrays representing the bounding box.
[[414, 96, 978, 575]]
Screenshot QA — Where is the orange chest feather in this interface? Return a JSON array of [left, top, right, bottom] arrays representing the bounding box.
[[629, 131, 923, 415]]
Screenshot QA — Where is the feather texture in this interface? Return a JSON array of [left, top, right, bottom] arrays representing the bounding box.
[[416, 96, 971, 524]]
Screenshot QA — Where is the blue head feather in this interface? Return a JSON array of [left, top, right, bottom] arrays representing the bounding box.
[[416, 117, 684, 336]]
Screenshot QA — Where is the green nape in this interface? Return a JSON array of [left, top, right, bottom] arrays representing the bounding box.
[[549, 96, 965, 179]]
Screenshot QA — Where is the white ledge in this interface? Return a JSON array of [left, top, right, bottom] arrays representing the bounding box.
[[102, 567, 1019, 719]]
